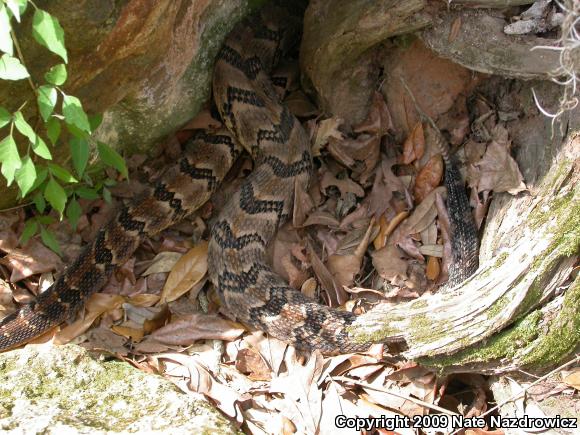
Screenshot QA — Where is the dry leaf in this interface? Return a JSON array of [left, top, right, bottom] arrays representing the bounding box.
[[562, 367, 580, 390], [371, 245, 408, 282], [150, 313, 245, 345], [235, 348, 272, 381], [303, 210, 340, 228], [293, 176, 315, 227], [353, 91, 393, 136], [160, 241, 208, 304], [286, 90, 318, 117], [53, 293, 125, 345], [327, 219, 374, 288], [142, 251, 182, 276], [127, 293, 161, 307], [373, 211, 409, 250], [328, 134, 381, 181], [320, 168, 365, 198], [470, 140, 527, 194], [404, 186, 446, 234], [313, 117, 344, 156], [426, 256, 440, 281], [270, 351, 324, 435], [449, 16, 462, 42], [401, 122, 425, 164], [111, 325, 145, 342], [309, 244, 345, 306], [365, 158, 407, 218], [414, 154, 443, 203], [2, 239, 62, 282]]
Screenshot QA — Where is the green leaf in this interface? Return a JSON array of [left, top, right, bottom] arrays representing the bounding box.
[[44, 177, 66, 216], [0, 106, 10, 129], [48, 162, 77, 183], [69, 137, 89, 177], [30, 166, 48, 191], [32, 135, 52, 160], [31, 9, 67, 63], [0, 4, 13, 55], [33, 191, 46, 213], [0, 134, 21, 185], [15, 155, 36, 196], [75, 186, 99, 200], [64, 121, 88, 140], [102, 186, 112, 204], [97, 142, 127, 178], [0, 54, 28, 80], [44, 63, 67, 85], [40, 226, 61, 255], [46, 117, 61, 144], [37, 85, 57, 121], [13, 111, 35, 142], [37, 215, 56, 225], [62, 94, 90, 133], [65, 197, 81, 230], [20, 219, 38, 245], [6, 0, 27, 23], [21, 219, 38, 245], [89, 113, 103, 131], [14, 111, 51, 159]]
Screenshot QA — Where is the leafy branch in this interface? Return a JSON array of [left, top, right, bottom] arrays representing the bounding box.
[[0, 0, 127, 254]]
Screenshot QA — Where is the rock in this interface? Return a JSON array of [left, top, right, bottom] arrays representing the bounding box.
[[300, 0, 430, 127], [0, 0, 264, 208], [0, 344, 239, 434]]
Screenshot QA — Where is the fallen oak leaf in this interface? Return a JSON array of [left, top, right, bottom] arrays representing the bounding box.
[[2, 238, 62, 282], [320, 168, 365, 198], [235, 348, 272, 381], [149, 313, 245, 346], [470, 140, 527, 194], [159, 241, 208, 304], [371, 245, 408, 283], [312, 117, 344, 156]]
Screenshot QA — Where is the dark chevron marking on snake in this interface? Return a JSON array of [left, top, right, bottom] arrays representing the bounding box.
[[0, 3, 478, 353]]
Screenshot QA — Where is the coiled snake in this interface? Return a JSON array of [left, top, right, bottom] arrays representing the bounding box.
[[0, 4, 478, 354]]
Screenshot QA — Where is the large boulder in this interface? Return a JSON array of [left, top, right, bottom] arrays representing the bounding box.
[[0, 344, 239, 434], [0, 0, 263, 208]]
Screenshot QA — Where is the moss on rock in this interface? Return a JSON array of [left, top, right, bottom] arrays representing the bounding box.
[[0, 344, 238, 434]]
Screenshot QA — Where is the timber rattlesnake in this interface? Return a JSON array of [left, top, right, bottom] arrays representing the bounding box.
[[0, 3, 478, 354]]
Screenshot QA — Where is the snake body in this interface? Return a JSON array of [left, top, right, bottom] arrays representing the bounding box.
[[0, 4, 478, 354]]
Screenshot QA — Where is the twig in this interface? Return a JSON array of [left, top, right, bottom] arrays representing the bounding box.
[[9, 28, 37, 95], [331, 375, 460, 416], [449, 354, 580, 435]]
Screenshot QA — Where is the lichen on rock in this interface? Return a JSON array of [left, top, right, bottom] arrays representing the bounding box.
[[0, 344, 238, 434]]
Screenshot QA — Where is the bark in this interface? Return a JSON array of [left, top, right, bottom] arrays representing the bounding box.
[[347, 132, 579, 374], [421, 8, 562, 80]]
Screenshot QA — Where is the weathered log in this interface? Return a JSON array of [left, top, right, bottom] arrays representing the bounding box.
[[347, 125, 578, 374], [421, 8, 562, 80]]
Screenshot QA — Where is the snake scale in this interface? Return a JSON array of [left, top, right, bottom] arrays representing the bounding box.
[[0, 3, 478, 354]]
